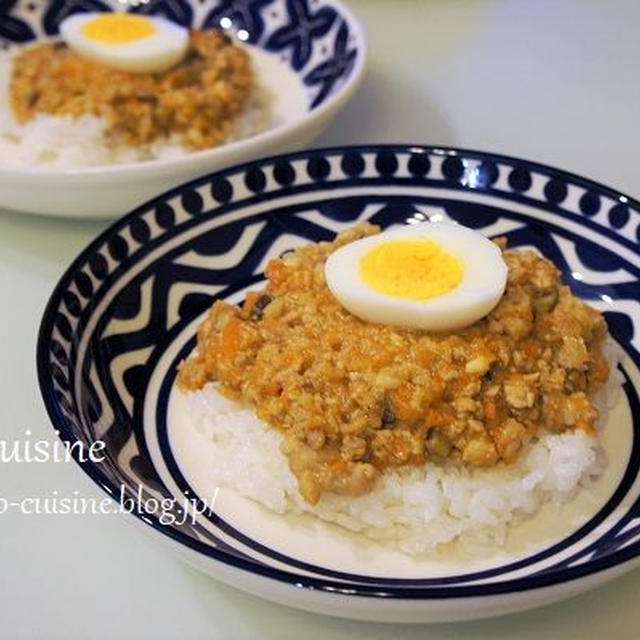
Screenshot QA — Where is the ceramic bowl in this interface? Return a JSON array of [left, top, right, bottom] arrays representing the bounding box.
[[0, 0, 365, 217], [37, 145, 640, 622]]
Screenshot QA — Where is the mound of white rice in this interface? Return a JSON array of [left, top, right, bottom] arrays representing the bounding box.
[[185, 339, 624, 555], [0, 49, 271, 169]]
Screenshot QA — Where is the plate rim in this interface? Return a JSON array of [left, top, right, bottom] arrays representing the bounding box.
[[36, 143, 640, 600]]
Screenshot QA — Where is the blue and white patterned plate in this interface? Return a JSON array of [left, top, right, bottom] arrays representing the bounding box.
[[37, 145, 640, 623], [1, 0, 361, 104], [0, 0, 365, 216]]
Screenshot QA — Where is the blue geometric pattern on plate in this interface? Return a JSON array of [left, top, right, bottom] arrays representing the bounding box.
[[0, 0, 35, 44], [265, 0, 336, 70], [0, 0, 363, 110], [37, 145, 640, 599], [202, 0, 273, 43], [304, 19, 356, 108]]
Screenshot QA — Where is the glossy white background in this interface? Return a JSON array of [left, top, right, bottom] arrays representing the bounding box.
[[1, 0, 639, 637]]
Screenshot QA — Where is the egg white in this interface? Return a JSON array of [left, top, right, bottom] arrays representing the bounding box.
[[324, 222, 508, 331], [59, 13, 189, 73]]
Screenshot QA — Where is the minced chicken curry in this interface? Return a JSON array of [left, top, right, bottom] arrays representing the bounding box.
[[10, 30, 253, 150], [178, 224, 610, 504]]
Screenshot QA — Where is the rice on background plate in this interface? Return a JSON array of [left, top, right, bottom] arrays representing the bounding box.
[[0, 49, 271, 169], [181, 338, 625, 556]]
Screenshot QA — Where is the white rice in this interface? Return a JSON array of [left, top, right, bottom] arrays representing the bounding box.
[[0, 49, 271, 169], [185, 338, 625, 555]]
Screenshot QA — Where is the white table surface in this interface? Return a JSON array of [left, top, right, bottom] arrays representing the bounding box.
[[1, 0, 639, 637]]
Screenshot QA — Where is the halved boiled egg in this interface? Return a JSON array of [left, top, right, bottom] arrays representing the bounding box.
[[324, 222, 508, 331], [60, 12, 189, 73]]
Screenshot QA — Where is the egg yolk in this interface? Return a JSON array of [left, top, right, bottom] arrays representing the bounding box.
[[82, 14, 156, 44], [359, 239, 464, 300]]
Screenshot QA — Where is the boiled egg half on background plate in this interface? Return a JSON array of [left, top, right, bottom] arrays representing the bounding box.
[[325, 222, 508, 331], [59, 12, 189, 73]]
